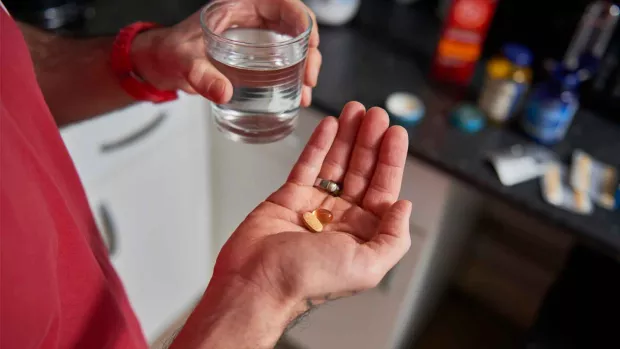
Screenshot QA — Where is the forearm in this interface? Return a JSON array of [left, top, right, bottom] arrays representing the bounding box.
[[18, 23, 136, 126], [170, 276, 299, 349]]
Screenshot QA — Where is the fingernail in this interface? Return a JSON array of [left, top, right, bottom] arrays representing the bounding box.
[[310, 68, 319, 87], [404, 200, 413, 214], [208, 79, 226, 101]]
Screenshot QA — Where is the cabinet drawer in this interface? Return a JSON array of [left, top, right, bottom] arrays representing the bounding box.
[[81, 108, 211, 342], [60, 94, 200, 185]]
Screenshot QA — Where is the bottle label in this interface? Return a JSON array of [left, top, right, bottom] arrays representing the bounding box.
[[433, 0, 498, 85], [306, 0, 357, 5], [453, 0, 493, 30], [479, 79, 526, 122], [523, 99, 579, 143]]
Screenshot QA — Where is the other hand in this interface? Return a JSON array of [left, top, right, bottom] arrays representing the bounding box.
[[131, 0, 321, 107], [213, 102, 412, 318]]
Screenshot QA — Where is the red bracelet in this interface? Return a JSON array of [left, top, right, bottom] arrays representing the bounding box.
[[110, 22, 178, 103]]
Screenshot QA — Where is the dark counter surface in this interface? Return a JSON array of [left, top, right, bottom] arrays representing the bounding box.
[[312, 23, 620, 256]]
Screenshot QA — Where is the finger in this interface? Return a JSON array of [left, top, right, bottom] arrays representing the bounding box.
[[355, 200, 412, 286], [301, 85, 312, 107], [362, 126, 409, 216], [287, 116, 338, 186], [255, 0, 313, 39], [301, 2, 319, 48], [304, 48, 322, 87], [318, 102, 365, 183], [341, 107, 390, 203], [179, 81, 198, 95], [186, 59, 233, 103]]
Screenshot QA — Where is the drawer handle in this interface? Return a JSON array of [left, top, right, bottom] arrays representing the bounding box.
[[100, 111, 168, 153], [98, 202, 119, 256]]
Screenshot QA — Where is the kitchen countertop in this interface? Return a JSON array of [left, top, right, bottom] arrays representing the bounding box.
[[77, 0, 620, 255], [311, 22, 620, 256]]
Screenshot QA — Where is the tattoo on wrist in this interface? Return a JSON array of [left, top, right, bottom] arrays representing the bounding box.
[[285, 291, 361, 332], [285, 300, 315, 333]]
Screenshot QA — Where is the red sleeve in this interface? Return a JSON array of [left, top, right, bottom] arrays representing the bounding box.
[[0, 9, 148, 349]]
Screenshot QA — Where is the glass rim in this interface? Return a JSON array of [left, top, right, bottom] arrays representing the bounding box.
[[200, 0, 313, 48]]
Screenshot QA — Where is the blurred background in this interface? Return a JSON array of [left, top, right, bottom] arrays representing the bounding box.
[[5, 0, 620, 348]]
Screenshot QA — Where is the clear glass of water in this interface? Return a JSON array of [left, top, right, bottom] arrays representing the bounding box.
[[200, 0, 313, 143]]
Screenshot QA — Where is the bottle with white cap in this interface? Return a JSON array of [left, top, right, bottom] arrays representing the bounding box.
[[385, 92, 425, 127], [304, 0, 361, 26]]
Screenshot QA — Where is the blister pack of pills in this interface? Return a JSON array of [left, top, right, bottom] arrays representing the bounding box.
[[489, 144, 557, 186], [570, 150, 618, 210], [542, 163, 593, 215]]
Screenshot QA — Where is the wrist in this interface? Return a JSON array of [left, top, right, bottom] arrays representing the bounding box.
[[130, 28, 164, 89], [170, 275, 299, 349], [111, 22, 177, 102]]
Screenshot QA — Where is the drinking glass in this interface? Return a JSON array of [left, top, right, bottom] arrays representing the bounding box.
[[201, 0, 313, 143]]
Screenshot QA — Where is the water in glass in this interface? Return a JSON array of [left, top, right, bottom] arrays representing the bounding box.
[[208, 28, 306, 143]]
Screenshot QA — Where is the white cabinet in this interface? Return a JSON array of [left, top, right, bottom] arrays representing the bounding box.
[[60, 97, 194, 186], [61, 94, 212, 343]]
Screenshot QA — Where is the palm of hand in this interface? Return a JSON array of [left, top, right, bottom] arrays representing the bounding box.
[[259, 183, 380, 242], [215, 103, 412, 309]]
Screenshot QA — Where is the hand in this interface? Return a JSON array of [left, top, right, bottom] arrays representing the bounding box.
[[131, 0, 321, 107], [169, 102, 411, 349], [213, 102, 412, 318]]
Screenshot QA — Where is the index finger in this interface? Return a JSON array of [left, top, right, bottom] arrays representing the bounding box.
[[301, 2, 319, 48], [255, 0, 318, 47]]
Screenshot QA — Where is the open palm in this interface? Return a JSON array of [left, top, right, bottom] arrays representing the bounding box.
[[214, 102, 412, 312]]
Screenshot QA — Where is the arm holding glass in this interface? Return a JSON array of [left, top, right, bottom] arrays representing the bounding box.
[[17, 0, 321, 127]]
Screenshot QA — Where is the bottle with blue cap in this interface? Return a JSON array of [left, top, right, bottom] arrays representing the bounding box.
[[478, 43, 533, 124], [522, 72, 580, 145], [451, 104, 486, 133]]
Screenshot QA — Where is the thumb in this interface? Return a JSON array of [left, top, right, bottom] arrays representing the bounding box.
[[186, 59, 233, 104], [366, 200, 412, 268]]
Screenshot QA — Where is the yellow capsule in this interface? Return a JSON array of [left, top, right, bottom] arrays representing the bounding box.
[[313, 208, 333, 224], [303, 212, 323, 233]]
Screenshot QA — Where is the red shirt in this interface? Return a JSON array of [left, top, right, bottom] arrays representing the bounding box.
[[0, 9, 148, 349]]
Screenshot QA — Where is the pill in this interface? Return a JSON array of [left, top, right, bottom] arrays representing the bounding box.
[[303, 212, 323, 233], [600, 193, 614, 209], [575, 191, 588, 211], [313, 208, 334, 224]]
